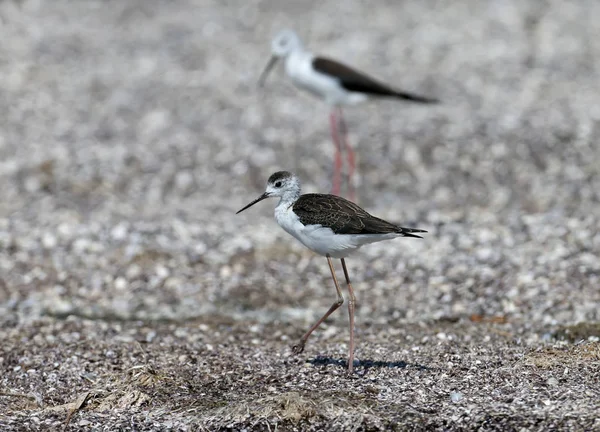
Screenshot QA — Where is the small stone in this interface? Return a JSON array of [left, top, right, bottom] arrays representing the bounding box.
[[175, 170, 194, 192], [126, 264, 142, 279], [72, 238, 91, 253], [547, 377, 559, 386], [450, 391, 463, 402], [145, 331, 157, 343], [476, 248, 494, 262], [111, 223, 128, 241], [24, 176, 42, 192], [155, 265, 170, 279], [114, 277, 127, 290], [41, 233, 57, 249], [137, 109, 171, 139], [220, 266, 232, 278], [193, 242, 207, 255]]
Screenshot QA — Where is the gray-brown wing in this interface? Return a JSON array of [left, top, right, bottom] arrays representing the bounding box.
[[292, 194, 403, 235], [313, 57, 438, 103]]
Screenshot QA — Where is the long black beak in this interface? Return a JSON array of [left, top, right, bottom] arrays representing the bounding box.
[[258, 56, 278, 88], [236, 192, 270, 214]]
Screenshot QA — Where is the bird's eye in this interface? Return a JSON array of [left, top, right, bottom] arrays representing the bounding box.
[[274, 181, 282, 188]]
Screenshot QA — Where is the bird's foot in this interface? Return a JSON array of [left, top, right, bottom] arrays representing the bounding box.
[[291, 340, 306, 355]]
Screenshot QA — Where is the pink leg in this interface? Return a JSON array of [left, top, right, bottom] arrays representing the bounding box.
[[336, 107, 356, 201], [329, 109, 343, 196], [341, 258, 357, 373], [292, 256, 344, 356]]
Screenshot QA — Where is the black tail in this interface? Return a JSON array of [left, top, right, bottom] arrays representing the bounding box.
[[398, 227, 427, 239], [394, 90, 439, 104]]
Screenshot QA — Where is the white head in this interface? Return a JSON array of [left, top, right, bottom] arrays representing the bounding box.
[[258, 30, 304, 87], [270, 29, 303, 57], [237, 171, 301, 214]]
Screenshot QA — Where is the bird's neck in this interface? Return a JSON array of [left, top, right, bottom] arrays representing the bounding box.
[[285, 50, 308, 69], [276, 190, 300, 209]]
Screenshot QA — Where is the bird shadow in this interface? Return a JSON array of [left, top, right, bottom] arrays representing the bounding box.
[[308, 356, 433, 376]]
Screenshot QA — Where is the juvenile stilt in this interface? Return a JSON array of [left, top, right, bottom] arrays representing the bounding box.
[[237, 171, 427, 373]]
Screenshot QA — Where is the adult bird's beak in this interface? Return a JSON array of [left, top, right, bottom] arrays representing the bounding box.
[[236, 192, 270, 214], [258, 56, 278, 88]]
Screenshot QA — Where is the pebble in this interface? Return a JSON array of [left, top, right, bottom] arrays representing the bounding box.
[[450, 391, 464, 402], [114, 277, 128, 290], [41, 233, 57, 249]]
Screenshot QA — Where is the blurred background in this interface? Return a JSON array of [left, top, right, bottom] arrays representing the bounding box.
[[0, 0, 599, 335]]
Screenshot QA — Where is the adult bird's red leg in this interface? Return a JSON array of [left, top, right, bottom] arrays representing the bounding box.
[[337, 107, 356, 201], [341, 258, 357, 373], [292, 256, 344, 355], [329, 109, 343, 196]]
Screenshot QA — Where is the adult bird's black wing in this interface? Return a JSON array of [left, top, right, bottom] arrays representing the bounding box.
[[292, 194, 426, 237], [312, 57, 438, 103]]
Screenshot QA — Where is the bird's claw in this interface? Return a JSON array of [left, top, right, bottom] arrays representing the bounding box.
[[291, 341, 305, 355]]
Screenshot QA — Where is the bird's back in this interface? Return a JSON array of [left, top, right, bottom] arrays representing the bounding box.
[[312, 57, 438, 104], [292, 193, 420, 236], [285, 52, 366, 105]]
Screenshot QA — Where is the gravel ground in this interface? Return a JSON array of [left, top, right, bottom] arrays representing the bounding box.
[[1, 0, 599, 430]]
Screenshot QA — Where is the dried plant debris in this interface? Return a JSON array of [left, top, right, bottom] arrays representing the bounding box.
[[1, 319, 599, 430], [523, 343, 600, 369], [552, 322, 600, 343], [1, 0, 600, 430]]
